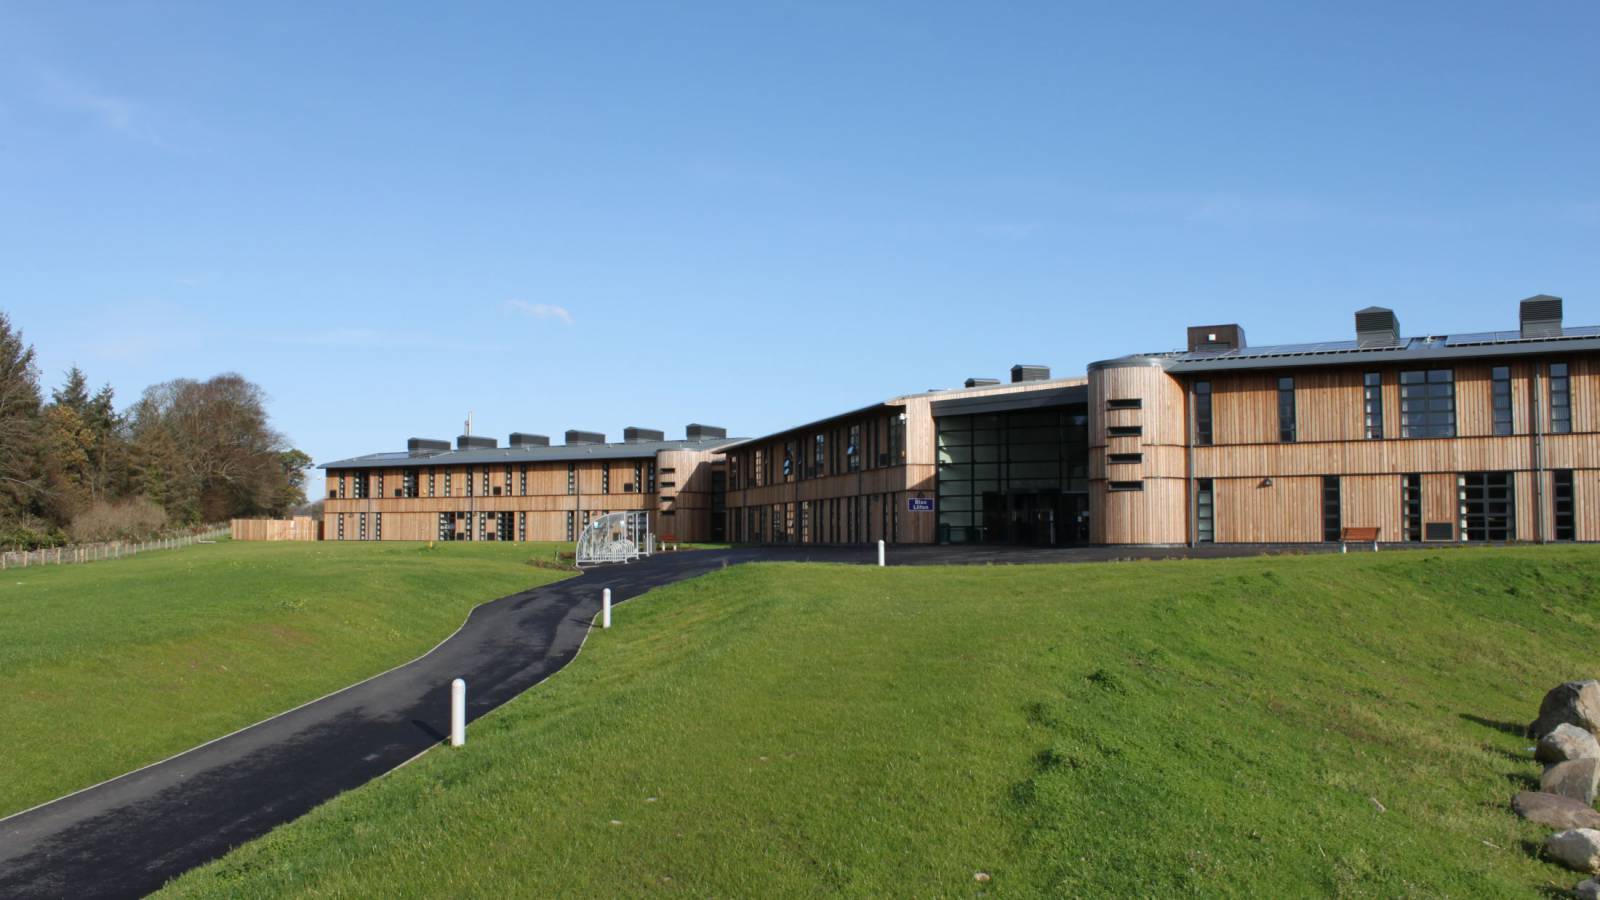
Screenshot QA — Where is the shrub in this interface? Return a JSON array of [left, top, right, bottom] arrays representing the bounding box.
[[68, 497, 169, 544]]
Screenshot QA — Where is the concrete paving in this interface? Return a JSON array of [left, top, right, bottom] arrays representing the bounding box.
[[0, 541, 1363, 897]]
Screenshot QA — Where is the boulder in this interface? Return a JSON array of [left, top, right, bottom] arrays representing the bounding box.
[[1512, 791, 1600, 830], [1542, 758, 1600, 804], [1530, 681, 1600, 740], [1546, 829, 1600, 873], [1578, 879, 1600, 900], [1539, 723, 1600, 765]]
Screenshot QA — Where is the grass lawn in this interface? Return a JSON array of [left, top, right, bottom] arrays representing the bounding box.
[[159, 545, 1600, 897], [0, 539, 573, 818]]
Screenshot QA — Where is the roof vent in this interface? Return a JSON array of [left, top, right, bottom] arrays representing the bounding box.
[[1186, 324, 1246, 353], [964, 377, 1001, 388], [457, 435, 497, 450], [686, 423, 727, 441], [623, 426, 665, 444], [408, 438, 451, 456], [1354, 307, 1402, 348], [1010, 364, 1050, 383], [1520, 294, 1563, 339], [508, 433, 550, 448], [564, 430, 605, 446]]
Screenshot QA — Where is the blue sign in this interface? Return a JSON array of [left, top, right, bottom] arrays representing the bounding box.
[[907, 497, 935, 512]]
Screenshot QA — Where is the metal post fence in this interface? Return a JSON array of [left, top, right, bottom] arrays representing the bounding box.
[[0, 525, 229, 571]]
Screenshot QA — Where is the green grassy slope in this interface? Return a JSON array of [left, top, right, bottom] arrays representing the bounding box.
[[161, 546, 1600, 898], [0, 540, 573, 817]]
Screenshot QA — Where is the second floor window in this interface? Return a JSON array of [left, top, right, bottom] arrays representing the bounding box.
[[1363, 372, 1383, 439], [847, 424, 861, 471], [1400, 369, 1455, 438], [1491, 366, 1513, 436], [1194, 381, 1212, 445], [602, 463, 610, 494], [567, 463, 575, 495], [1277, 377, 1296, 443], [1551, 362, 1572, 434]]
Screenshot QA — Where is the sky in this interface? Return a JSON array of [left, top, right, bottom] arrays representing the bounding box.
[[3, 2, 1598, 500]]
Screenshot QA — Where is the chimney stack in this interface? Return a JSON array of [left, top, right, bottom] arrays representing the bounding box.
[[1186, 324, 1246, 353], [408, 438, 451, 456], [457, 435, 496, 450], [1520, 295, 1563, 339], [508, 433, 550, 448], [1010, 364, 1050, 383], [686, 423, 727, 441], [964, 377, 1000, 388], [565, 430, 605, 445], [1354, 307, 1402, 348], [624, 426, 665, 444]]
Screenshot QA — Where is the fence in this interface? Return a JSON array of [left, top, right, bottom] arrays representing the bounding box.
[[231, 516, 321, 542], [0, 525, 229, 570]]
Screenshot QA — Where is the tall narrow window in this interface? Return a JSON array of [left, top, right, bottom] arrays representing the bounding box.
[[482, 468, 490, 496], [1491, 366, 1513, 436], [403, 469, 418, 498], [1195, 478, 1215, 543], [1363, 372, 1384, 439], [375, 473, 384, 498], [1322, 476, 1341, 542], [374, 513, 382, 540], [567, 463, 576, 495], [338, 473, 347, 499], [504, 464, 513, 495], [1402, 474, 1423, 542], [566, 511, 575, 541], [602, 463, 611, 494], [1194, 382, 1212, 446], [352, 471, 368, 499], [1277, 377, 1296, 442], [466, 466, 474, 497], [428, 467, 436, 498], [1400, 369, 1456, 438], [1550, 362, 1572, 434], [444, 470, 452, 497], [847, 425, 861, 472], [647, 461, 656, 493], [520, 464, 528, 496], [814, 433, 825, 477], [337, 514, 345, 540], [359, 512, 367, 540], [1554, 469, 1576, 541], [438, 513, 450, 541], [783, 442, 795, 481]]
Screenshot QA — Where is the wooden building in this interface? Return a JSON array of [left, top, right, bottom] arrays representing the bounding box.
[[320, 425, 734, 543]]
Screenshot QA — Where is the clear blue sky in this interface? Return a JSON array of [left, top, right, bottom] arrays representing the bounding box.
[[4, 2, 1597, 499]]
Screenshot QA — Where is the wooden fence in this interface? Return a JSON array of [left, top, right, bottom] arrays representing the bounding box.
[[231, 516, 321, 541], [0, 525, 230, 570]]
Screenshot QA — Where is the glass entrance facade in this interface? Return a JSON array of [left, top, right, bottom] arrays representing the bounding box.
[[936, 407, 1089, 544]]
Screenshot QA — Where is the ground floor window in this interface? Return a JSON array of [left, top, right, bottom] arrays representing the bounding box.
[[1195, 479, 1214, 543], [374, 513, 382, 541], [1402, 474, 1423, 541], [1460, 471, 1515, 542], [438, 513, 450, 541], [337, 514, 345, 540], [358, 513, 367, 541], [1555, 470, 1576, 541], [1322, 476, 1341, 542], [518, 511, 527, 541]]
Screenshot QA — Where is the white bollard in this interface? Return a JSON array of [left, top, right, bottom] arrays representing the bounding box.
[[877, 539, 885, 567], [602, 588, 612, 629], [450, 678, 466, 747]]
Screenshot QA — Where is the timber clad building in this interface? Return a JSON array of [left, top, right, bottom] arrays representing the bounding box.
[[324, 295, 1599, 546]]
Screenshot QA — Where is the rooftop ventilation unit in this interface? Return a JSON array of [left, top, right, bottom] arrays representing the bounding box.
[[1186, 324, 1246, 353], [685, 423, 727, 440], [565, 430, 606, 445], [1010, 364, 1050, 383], [408, 438, 451, 456], [964, 377, 1001, 388], [457, 435, 497, 450], [1520, 294, 1563, 339], [1354, 307, 1402, 348], [624, 426, 665, 444], [508, 433, 550, 448]]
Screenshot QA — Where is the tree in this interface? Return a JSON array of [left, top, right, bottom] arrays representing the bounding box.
[[0, 311, 44, 522]]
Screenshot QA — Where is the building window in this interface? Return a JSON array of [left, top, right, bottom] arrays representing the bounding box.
[[1460, 471, 1515, 542], [1322, 476, 1341, 542], [358, 512, 367, 540], [1402, 474, 1422, 542], [567, 463, 576, 495], [1196, 478, 1214, 543], [351, 471, 368, 499], [1491, 366, 1513, 436], [374, 512, 382, 541], [337, 514, 345, 540], [754, 449, 766, 486], [403, 470, 418, 498], [890, 414, 905, 465], [847, 425, 861, 472], [1277, 377, 1296, 443], [1109, 481, 1144, 492], [1555, 469, 1576, 541], [814, 433, 825, 477], [1363, 372, 1384, 439], [444, 469, 452, 497], [428, 467, 436, 498], [566, 511, 575, 542], [782, 442, 794, 481], [1194, 382, 1212, 446], [1108, 398, 1142, 410], [632, 463, 642, 494], [1108, 453, 1142, 464], [1400, 369, 1455, 438], [647, 461, 656, 493], [497, 512, 513, 541], [1551, 362, 1572, 434], [438, 513, 450, 541], [482, 468, 490, 496], [376, 473, 384, 499], [1107, 425, 1142, 438], [504, 464, 513, 495], [520, 464, 528, 496], [602, 463, 611, 494], [466, 466, 474, 497], [338, 473, 347, 499]]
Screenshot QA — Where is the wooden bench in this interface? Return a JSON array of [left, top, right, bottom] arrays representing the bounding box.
[[1340, 526, 1380, 552], [659, 533, 678, 552]]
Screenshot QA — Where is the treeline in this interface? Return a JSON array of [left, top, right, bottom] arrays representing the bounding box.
[[0, 310, 310, 549]]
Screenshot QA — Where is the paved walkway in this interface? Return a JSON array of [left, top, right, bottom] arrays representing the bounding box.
[[0, 542, 1354, 897]]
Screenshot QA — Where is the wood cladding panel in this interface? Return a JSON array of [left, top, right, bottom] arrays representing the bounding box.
[[1213, 476, 1320, 543], [1090, 478, 1187, 544]]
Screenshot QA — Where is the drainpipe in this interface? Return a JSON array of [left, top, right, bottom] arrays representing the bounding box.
[[1533, 366, 1546, 543]]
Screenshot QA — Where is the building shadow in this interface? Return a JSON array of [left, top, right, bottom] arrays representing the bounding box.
[[1460, 712, 1528, 737]]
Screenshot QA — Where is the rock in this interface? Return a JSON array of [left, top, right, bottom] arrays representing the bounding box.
[[1578, 878, 1600, 900], [1513, 791, 1600, 829], [1546, 829, 1600, 873], [1539, 723, 1600, 765], [1543, 758, 1600, 804], [1530, 681, 1600, 740]]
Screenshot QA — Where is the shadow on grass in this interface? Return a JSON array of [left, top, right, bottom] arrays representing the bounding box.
[[1461, 712, 1528, 737]]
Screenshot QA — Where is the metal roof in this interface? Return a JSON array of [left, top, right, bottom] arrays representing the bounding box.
[[715, 401, 904, 452], [930, 384, 1087, 417], [1091, 324, 1600, 374], [319, 436, 744, 470]]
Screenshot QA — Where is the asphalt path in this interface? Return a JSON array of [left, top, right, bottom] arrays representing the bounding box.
[[0, 541, 1355, 897]]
